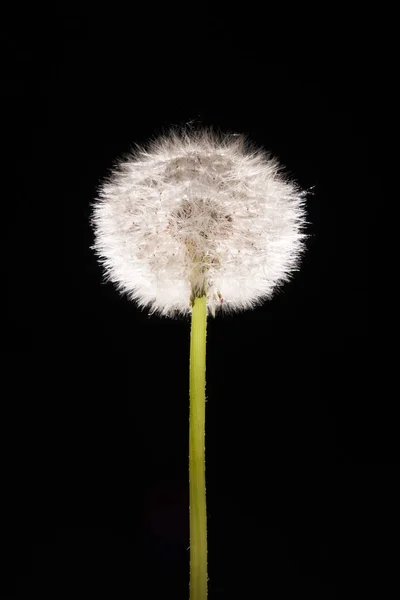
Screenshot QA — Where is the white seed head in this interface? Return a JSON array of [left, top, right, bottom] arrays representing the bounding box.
[[92, 127, 307, 317]]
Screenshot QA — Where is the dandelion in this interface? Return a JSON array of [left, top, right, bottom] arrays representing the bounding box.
[[92, 126, 307, 599]]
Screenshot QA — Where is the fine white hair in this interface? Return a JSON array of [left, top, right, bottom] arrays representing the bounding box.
[[92, 126, 307, 317]]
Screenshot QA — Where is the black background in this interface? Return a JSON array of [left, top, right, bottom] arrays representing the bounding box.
[[3, 6, 390, 599]]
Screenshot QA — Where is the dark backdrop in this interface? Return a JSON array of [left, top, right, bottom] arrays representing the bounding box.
[[4, 7, 386, 599]]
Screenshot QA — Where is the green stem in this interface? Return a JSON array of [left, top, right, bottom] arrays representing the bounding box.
[[189, 295, 208, 600]]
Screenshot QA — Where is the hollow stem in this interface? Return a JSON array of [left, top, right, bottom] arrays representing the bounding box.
[[189, 294, 208, 600]]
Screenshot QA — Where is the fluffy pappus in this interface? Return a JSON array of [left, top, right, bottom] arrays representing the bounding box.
[[92, 126, 308, 317]]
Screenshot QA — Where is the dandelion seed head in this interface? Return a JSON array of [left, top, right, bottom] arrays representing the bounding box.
[[92, 126, 307, 317]]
